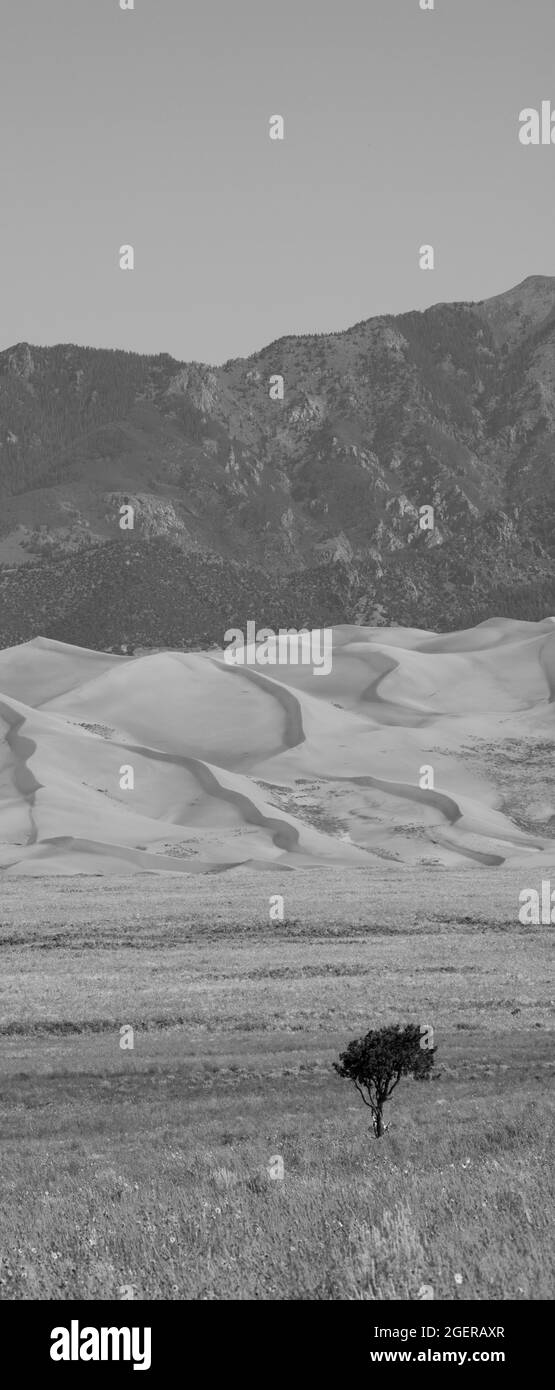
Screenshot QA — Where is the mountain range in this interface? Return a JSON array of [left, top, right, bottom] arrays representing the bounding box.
[[1, 275, 554, 652]]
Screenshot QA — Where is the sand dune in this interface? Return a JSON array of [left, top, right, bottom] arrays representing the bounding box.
[[0, 620, 554, 874]]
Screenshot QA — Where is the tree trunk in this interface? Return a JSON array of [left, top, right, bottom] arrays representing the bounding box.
[[374, 1109, 384, 1137]]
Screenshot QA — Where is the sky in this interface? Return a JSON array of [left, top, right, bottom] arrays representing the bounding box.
[[1, 0, 554, 364]]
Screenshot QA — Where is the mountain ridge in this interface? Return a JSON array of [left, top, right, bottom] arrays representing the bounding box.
[[6, 274, 555, 366], [1, 276, 554, 649]]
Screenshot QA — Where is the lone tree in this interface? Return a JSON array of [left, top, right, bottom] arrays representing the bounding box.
[[334, 1023, 436, 1137]]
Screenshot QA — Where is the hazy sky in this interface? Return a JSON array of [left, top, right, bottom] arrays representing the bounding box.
[[1, 0, 554, 363]]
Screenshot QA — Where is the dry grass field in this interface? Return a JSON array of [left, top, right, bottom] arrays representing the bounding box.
[[0, 867, 554, 1300]]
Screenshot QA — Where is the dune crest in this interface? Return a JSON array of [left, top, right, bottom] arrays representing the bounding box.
[[0, 620, 554, 875]]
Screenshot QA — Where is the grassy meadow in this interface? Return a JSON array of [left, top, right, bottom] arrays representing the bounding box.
[[0, 867, 554, 1301]]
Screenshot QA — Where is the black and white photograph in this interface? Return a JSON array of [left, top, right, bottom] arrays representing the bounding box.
[[0, 0, 553, 1354]]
